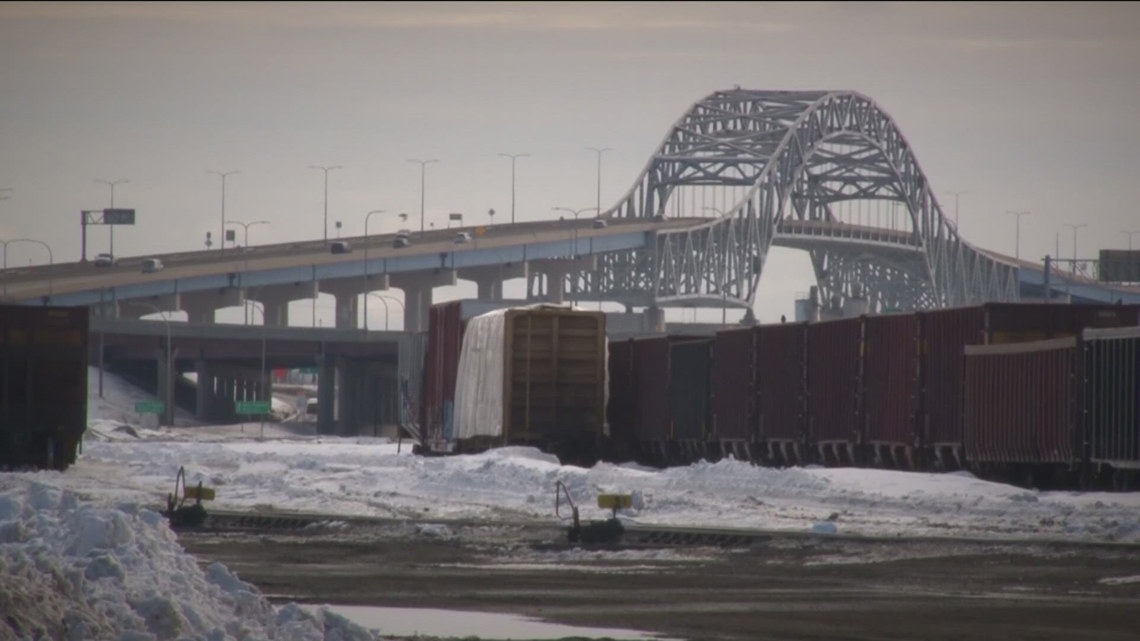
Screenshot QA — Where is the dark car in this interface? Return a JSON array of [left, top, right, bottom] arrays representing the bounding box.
[[330, 241, 352, 254], [393, 237, 411, 249]]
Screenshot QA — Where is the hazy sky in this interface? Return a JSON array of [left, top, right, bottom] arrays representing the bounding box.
[[2, 1, 1138, 324]]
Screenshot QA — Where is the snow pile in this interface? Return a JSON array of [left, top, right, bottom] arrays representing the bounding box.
[[0, 478, 379, 641]]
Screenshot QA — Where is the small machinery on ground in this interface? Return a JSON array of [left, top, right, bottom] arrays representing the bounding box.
[[555, 480, 630, 545], [163, 466, 215, 529]]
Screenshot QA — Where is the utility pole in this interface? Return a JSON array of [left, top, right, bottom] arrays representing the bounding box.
[[586, 147, 613, 222], [207, 170, 239, 252], [408, 159, 439, 235]]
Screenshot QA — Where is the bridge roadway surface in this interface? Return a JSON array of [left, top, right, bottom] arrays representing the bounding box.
[[176, 507, 1140, 641], [4, 215, 1138, 308], [1, 217, 697, 306]]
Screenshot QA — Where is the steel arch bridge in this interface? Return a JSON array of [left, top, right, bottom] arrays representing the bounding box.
[[551, 89, 1020, 316]]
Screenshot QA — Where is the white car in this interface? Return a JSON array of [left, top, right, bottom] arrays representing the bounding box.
[[454, 232, 472, 244], [93, 253, 116, 267]]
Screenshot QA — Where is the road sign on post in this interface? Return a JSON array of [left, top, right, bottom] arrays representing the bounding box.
[[135, 400, 165, 414], [235, 400, 271, 415]]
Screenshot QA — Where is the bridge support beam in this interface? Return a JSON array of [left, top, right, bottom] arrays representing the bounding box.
[[390, 270, 458, 333], [459, 262, 529, 301], [317, 277, 389, 330], [245, 285, 310, 327], [118, 294, 182, 320], [532, 257, 597, 305], [180, 288, 245, 325]]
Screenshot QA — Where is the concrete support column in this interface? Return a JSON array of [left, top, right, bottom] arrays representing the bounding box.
[[195, 360, 214, 420], [644, 306, 666, 334], [247, 288, 299, 327], [154, 346, 179, 427], [391, 270, 457, 333], [532, 257, 595, 305], [459, 263, 529, 302], [317, 354, 336, 435], [181, 288, 244, 325]]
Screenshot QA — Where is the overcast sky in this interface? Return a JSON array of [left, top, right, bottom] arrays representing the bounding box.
[[2, 2, 1138, 323]]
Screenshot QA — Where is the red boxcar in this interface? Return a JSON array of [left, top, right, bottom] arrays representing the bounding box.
[[755, 321, 808, 465], [711, 327, 756, 456], [861, 313, 920, 468], [421, 301, 465, 450], [606, 338, 636, 459], [1080, 326, 1140, 488], [918, 302, 1139, 470], [630, 335, 672, 453], [963, 337, 1078, 466], [806, 317, 863, 466], [668, 337, 714, 455]]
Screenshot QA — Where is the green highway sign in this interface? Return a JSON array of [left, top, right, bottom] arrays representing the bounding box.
[[135, 401, 165, 414], [235, 400, 272, 415], [299, 366, 319, 374]]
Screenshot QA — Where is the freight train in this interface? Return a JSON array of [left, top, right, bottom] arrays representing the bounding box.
[[606, 302, 1140, 491], [0, 304, 90, 471]]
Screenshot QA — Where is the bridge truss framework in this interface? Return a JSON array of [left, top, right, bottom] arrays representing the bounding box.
[[547, 89, 1020, 316]]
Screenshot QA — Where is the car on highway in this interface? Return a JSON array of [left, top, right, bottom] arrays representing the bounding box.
[[93, 253, 117, 267], [592, 218, 608, 229], [140, 258, 164, 273], [453, 232, 472, 244], [330, 241, 352, 254], [393, 237, 411, 249]]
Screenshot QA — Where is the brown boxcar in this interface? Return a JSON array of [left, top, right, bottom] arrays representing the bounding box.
[[918, 302, 1139, 470], [1, 304, 89, 470], [806, 317, 863, 466], [755, 321, 808, 466], [1081, 326, 1140, 489], [861, 313, 920, 469], [667, 337, 714, 462], [711, 327, 756, 459], [963, 338, 1079, 472], [498, 307, 608, 465]]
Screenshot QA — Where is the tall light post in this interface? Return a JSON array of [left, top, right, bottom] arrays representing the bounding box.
[[1121, 230, 1140, 252], [363, 209, 386, 291], [309, 165, 342, 243], [586, 147, 613, 222], [552, 206, 598, 306], [96, 178, 129, 257], [946, 190, 967, 231], [225, 219, 269, 248], [1, 238, 53, 299], [1006, 210, 1030, 262], [365, 292, 404, 331], [498, 152, 530, 225], [408, 159, 438, 236], [1063, 222, 1088, 275], [208, 170, 240, 253]]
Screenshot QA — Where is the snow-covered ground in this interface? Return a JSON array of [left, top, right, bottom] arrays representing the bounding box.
[[3, 367, 1140, 640]]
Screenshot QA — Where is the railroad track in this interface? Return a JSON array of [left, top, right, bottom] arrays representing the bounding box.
[[180, 509, 1140, 552]]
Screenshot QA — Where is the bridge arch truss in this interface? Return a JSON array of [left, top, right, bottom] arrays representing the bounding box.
[[572, 89, 1019, 314]]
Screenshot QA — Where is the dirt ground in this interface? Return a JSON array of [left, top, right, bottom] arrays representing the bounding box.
[[179, 520, 1140, 641]]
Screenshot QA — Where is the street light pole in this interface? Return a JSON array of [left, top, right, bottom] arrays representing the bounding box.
[[207, 170, 240, 253], [1121, 230, 1140, 252], [408, 159, 439, 236], [96, 178, 128, 257], [310, 165, 342, 244], [946, 190, 967, 231], [1063, 222, 1089, 275], [225, 219, 269, 248], [362, 209, 386, 326], [586, 147, 613, 221], [498, 153, 530, 225], [552, 207, 599, 307], [1006, 210, 1030, 262]]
